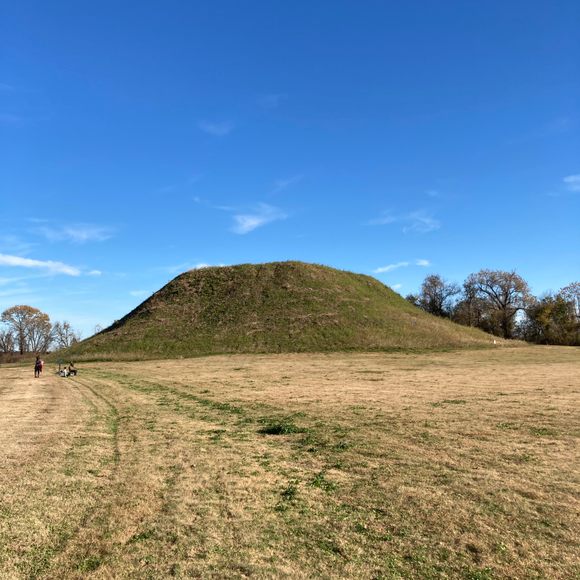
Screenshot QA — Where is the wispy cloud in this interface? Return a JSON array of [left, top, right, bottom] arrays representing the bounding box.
[[392, 283, 403, 290], [403, 212, 441, 233], [192, 197, 237, 212], [158, 174, 202, 194], [194, 196, 289, 234], [87, 270, 102, 277], [35, 224, 113, 244], [0, 253, 80, 276], [199, 120, 234, 137], [370, 211, 441, 233], [563, 174, 580, 192], [160, 262, 225, 275], [270, 175, 303, 195], [232, 203, 287, 234], [0, 276, 23, 287], [0, 286, 36, 300], [258, 93, 287, 109], [369, 214, 397, 226], [373, 258, 430, 274], [373, 261, 409, 274], [0, 234, 35, 255]]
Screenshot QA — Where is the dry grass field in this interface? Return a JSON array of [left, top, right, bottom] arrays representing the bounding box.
[[0, 346, 578, 579]]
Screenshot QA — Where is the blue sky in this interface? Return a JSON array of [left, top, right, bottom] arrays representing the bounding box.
[[1, 1, 579, 338]]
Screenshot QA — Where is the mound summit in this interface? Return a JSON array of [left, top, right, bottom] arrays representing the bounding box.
[[69, 261, 496, 359]]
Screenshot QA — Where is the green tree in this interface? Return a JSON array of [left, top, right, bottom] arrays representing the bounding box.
[[464, 270, 531, 339], [523, 284, 580, 345]]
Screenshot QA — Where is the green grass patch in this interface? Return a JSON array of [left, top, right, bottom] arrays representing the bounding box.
[[258, 417, 307, 435]]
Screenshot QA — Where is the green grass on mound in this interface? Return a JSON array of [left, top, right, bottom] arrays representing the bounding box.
[[65, 261, 500, 360]]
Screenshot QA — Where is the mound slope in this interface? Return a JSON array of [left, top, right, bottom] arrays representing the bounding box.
[[68, 261, 497, 358]]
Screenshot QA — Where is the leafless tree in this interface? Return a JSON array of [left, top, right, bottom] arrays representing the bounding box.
[[560, 282, 580, 321], [52, 321, 82, 350], [417, 274, 461, 318], [0, 329, 15, 353]]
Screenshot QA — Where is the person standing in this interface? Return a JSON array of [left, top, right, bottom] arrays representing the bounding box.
[[34, 356, 42, 378]]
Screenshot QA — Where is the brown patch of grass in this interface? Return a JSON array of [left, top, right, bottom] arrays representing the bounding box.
[[0, 346, 578, 578]]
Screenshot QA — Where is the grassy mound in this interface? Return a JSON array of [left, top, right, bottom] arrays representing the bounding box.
[[66, 261, 498, 359]]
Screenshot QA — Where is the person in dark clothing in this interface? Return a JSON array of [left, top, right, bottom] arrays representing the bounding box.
[[34, 356, 42, 378]]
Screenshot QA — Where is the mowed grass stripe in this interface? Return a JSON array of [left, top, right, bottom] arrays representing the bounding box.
[[0, 375, 118, 579], [1, 347, 578, 578]]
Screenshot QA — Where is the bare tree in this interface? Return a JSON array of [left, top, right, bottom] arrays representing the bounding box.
[[1, 305, 53, 354], [417, 274, 460, 318], [52, 321, 82, 350], [560, 282, 580, 322], [405, 293, 420, 308], [464, 270, 531, 339], [0, 329, 15, 353]]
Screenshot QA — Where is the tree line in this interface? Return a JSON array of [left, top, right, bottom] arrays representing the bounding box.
[[406, 270, 579, 345], [0, 305, 82, 355]]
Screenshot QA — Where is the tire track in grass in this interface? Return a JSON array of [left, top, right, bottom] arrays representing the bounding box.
[[41, 372, 227, 577], [81, 370, 362, 578], [42, 375, 140, 577], [0, 373, 116, 579]]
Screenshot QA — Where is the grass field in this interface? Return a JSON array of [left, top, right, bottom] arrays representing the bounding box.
[[0, 346, 578, 579]]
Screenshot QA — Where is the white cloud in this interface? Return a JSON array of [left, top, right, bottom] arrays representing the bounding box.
[[392, 283, 403, 290], [0, 286, 36, 299], [374, 258, 430, 274], [232, 204, 287, 234], [0, 276, 22, 286], [0, 234, 35, 255], [0, 253, 80, 276], [370, 211, 441, 233], [36, 224, 113, 244], [162, 262, 225, 275], [199, 120, 234, 137], [373, 262, 409, 274], [369, 214, 397, 226], [87, 270, 102, 277], [403, 211, 441, 234], [563, 174, 580, 192]]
